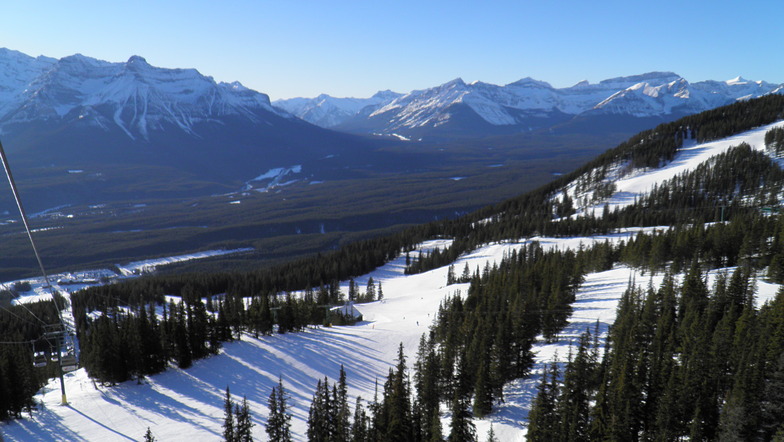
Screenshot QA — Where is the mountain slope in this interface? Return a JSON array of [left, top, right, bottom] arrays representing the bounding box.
[[293, 72, 783, 140], [0, 49, 406, 211]]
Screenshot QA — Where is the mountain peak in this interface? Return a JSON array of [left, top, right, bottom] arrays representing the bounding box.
[[372, 89, 400, 100], [726, 75, 749, 85], [507, 77, 553, 89], [443, 77, 466, 87], [127, 55, 149, 66], [600, 72, 682, 86], [222, 81, 249, 92]]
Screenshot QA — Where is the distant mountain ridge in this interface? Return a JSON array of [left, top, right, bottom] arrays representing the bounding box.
[[0, 48, 393, 211], [0, 48, 287, 140], [274, 72, 784, 140], [274, 90, 402, 128]]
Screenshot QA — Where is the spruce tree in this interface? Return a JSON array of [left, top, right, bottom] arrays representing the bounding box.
[[448, 393, 476, 442], [223, 386, 235, 442], [366, 277, 376, 301], [386, 343, 413, 440], [351, 397, 369, 442], [527, 360, 560, 441], [336, 365, 351, 441], [235, 396, 254, 442], [427, 412, 443, 442], [485, 423, 499, 442], [307, 377, 333, 441], [266, 378, 292, 442]]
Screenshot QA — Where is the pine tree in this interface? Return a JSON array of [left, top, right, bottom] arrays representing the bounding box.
[[235, 396, 254, 442], [144, 427, 156, 442], [447, 265, 456, 285], [366, 277, 376, 301], [448, 393, 476, 442], [485, 423, 499, 442], [351, 397, 369, 442], [307, 377, 333, 441], [266, 378, 292, 442], [349, 279, 357, 302], [385, 343, 413, 440], [427, 412, 443, 442], [335, 365, 351, 441], [556, 331, 595, 441], [527, 360, 560, 441], [224, 386, 236, 442]]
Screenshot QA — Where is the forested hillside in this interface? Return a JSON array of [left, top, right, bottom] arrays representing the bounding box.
[[3, 94, 784, 440]]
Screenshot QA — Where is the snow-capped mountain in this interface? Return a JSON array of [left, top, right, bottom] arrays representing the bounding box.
[[0, 48, 384, 210], [291, 72, 784, 140], [274, 90, 402, 128], [0, 51, 287, 140]]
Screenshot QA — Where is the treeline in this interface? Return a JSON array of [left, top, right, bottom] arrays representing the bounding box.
[[73, 281, 377, 384], [528, 264, 784, 440]]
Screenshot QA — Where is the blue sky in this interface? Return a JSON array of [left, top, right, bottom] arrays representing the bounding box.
[[1, 1, 782, 100]]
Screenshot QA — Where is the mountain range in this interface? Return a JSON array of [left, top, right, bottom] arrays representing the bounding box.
[[275, 72, 784, 140], [0, 48, 403, 211], [3, 46, 781, 150]]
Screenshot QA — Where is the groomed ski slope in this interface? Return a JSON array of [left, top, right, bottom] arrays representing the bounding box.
[[577, 120, 784, 217], [10, 227, 778, 441]]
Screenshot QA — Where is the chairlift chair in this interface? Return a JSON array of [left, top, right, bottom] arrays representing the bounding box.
[[60, 348, 78, 372], [33, 351, 48, 368]]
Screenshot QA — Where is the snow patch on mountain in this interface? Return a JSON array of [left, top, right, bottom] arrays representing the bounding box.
[[243, 165, 304, 192]]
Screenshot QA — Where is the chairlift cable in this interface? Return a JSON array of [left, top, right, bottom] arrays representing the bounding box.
[[0, 140, 62, 323], [0, 139, 73, 404], [0, 285, 49, 326], [0, 303, 44, 326], [0, 338, 36, 346]]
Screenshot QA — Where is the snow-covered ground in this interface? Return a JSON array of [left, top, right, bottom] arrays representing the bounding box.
[[575, 120, 784, 217], [3, 228, 728, 442], [8, 248, 254, 305]]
